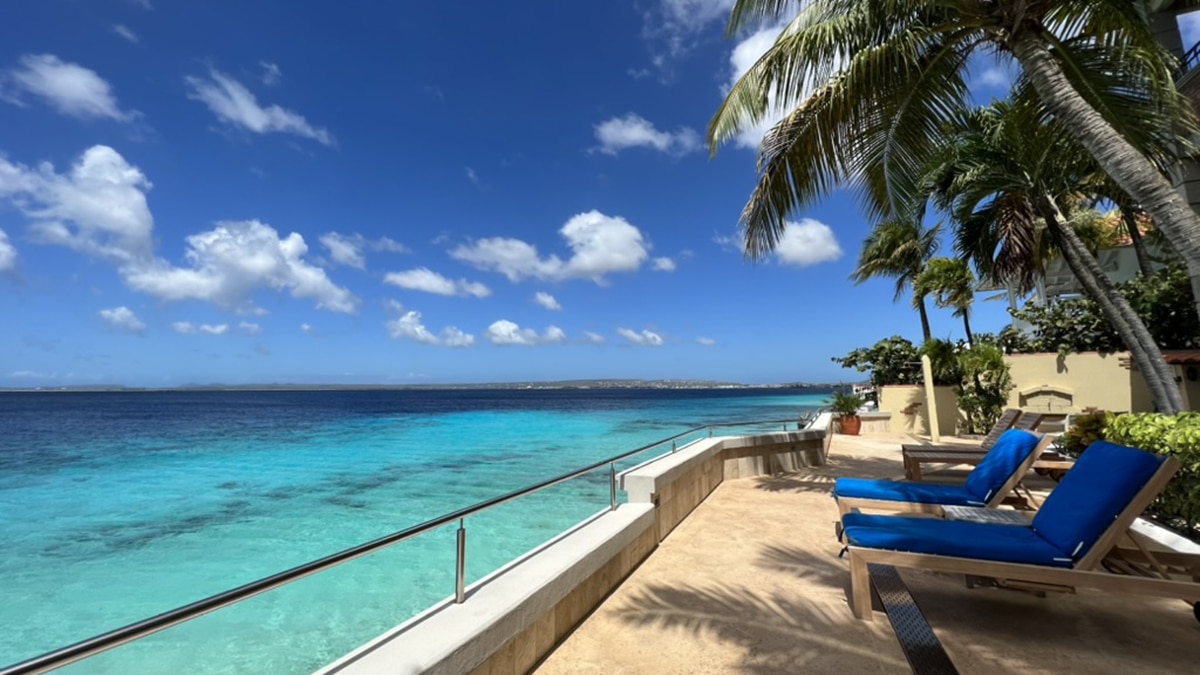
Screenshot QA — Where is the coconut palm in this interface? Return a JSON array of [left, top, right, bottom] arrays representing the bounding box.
[[850, 219, 940, 341], [709, 0, 1200, 324], [913, 257, 976, 346], [927, 101, 1185, 413]]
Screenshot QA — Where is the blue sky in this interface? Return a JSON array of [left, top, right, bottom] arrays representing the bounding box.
[[0, 2, 1189, 387]]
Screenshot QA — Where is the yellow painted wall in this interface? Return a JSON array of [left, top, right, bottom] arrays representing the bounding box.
[[880, 385, 960, 436], [1003, 351, 1165, 414]]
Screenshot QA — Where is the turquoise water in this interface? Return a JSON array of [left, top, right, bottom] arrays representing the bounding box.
[[0, 389, 828, 673]]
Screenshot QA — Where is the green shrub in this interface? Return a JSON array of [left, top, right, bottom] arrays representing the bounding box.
[[1104, 413, 1200, 531], [955, 344, 1014, 435]]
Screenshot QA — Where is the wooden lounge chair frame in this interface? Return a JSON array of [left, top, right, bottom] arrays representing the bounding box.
[[838, 434, 1055, 517], [900, 411, 1042, 456], [845, 456, 1200, 621]]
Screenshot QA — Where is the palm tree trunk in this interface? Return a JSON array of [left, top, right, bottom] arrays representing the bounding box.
[[917, 298, 932, 342], [961, 314, 974, 347], [1036, 197, 1184, 414], [1122, 207, 1156, 277], [1010, 33, 1200, 327]]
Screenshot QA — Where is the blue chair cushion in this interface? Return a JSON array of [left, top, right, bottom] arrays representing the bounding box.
[[834, 477, 978, 506], [963, 429, 1041, 503], [842, 513, 1073, 567], [1031, 441, 1164, 560]]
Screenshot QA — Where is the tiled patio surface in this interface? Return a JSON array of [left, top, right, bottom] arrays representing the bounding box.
[[534, 433, 1200, 674]]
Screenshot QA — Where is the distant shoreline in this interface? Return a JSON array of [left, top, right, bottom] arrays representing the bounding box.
[[0, 380, 848, 393]]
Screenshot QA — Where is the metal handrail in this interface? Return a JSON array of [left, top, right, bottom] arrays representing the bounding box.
[[1185, 41, 1200, 75], [1, 415, 820, 675]]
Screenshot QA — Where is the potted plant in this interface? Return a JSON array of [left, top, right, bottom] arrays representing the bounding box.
[[830, 390, 866, 435]]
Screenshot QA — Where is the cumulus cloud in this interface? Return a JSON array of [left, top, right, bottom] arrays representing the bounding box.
[[772, 218, 842, 267], [99, 306, 144, 334], [123, 219, 359, 313], [0, 145, 154, 262], [652, 257, 676, 272], [534, 291, 561, 311], [320, 232, 366, 269], [723, 25, 790, 150], [618, 328, 664, 346], [594, 113, 700, 156], [260, 61, 282, 87], [300, 322, 313, 334], [185, 69, 334, 146], [696, 337, 716, 347], [485, 320, 566, 346], [374, 236, 409, 253], [239, 321, 261, 336], [385, 307, 474, 347], [3, 54, 135, 121], [642, 0, 737, 69], [0, 230, 16, 271], [451, 210, 649, 284], [584, 331, 606, 344], [112, 24, 139, 44], [383, 267, 491, 298]]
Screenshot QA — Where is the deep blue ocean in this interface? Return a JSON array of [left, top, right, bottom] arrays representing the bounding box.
[[0, 388, 828, 673]]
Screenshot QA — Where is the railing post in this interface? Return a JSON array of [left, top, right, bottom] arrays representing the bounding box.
[[455, 518, 466, 604], [609, 463, 617, 511], [707, 426, 713, 438], [671, 440, 677, 452]]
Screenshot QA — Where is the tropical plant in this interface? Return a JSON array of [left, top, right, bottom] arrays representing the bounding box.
[[923, 100, 1184, 413], [832, 335, 923, 386], [850, 219, 940, 341], [829, 390, 865, 416], [919, 338, 962, 386], [1058, 409, 1112, 456], [954, 343, 1014, 435], [708, 0, 1200, 328], [1105, 412, 1200, 531], [913, 257, 976, 346]]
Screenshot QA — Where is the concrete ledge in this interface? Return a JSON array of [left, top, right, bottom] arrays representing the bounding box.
[[319, 504, 656, 675]]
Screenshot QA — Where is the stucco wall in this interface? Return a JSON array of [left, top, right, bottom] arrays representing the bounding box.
[[1003, 351, 1162, 414], [879, 385, 960, 436]]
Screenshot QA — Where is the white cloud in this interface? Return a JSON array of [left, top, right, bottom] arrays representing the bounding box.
[[386, 309, 474, 347], [4, 54, 135, 122], [643, 0, 737, 69], [534, 291, 561, 311], [724, 25, 790, 150], [660, 0, 736, 32], [451, 210, 649, 284], [171, 321, 228, 335], [594, 113, 700, 156], [618, 328, 664, 346], [300, 322, 313, 334], [772, 218, 842, 267], [239, 321, 261, 336], [712, 233, 740, 251], [99, 306, 144, 334], [0, 145, 154, 262], [652, 256, 676, 272], [584, 331, 606, 344], [373, 236, 409, 253], [466, 167, 479, 184], [260, 61, 282, 87], [0, 229, 16, 271], [485, 320, 565, 345], [112, 24, 139, 44], [696, 337, 716, 347], [185, 69, 334, 146], [486, 319, 539, 345], [320, 232, 366, 269], [974, 66, 1011, 89], [122, 219, 359, 313], [384, 267, 491, 298]]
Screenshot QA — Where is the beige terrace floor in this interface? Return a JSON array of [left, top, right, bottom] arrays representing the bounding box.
[[534, 433, 1200, 675]]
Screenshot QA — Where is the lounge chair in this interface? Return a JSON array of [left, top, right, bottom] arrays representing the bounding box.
[[901, 413, 1060, 481], [833, 429, 1052, 516], [900, 410, 1040, 456], [839, 441, 1200, 622]]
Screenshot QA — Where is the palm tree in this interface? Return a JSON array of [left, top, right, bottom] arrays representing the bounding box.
[[927, 101, 1185, 413], [913, 257, 976, 347], [709, 1, 1200, 325], [850, 219, 940, 341]]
